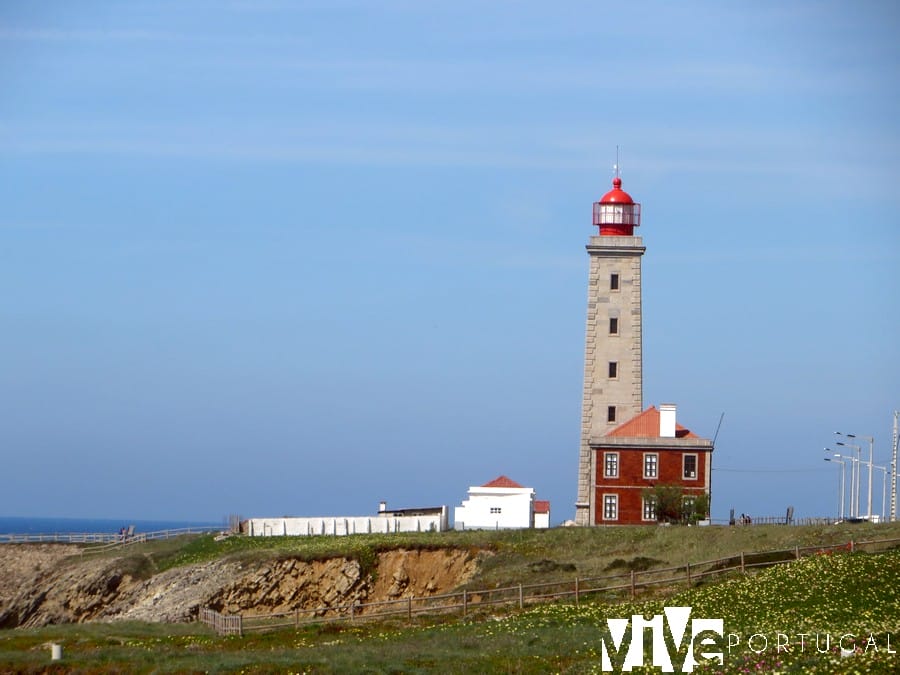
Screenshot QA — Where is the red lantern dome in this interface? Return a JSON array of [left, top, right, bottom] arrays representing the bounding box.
[[593, 177, 641, 236], [600, 177, 633, 204]]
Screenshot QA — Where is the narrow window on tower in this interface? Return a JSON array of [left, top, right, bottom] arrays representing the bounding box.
[[607, 406, 616, 423], [608, 361, 618, 379], [609, 317, 619, 334], [610, 273, 620, 291]]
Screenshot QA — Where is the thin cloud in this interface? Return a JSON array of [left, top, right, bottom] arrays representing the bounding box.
[[0, 136, 568, 169], [0, 29, 864, 97], [0, 28, 193, 42], [1, 123, 895, 188], [198, 54, 874, 97], [0, 27, 306, 46]]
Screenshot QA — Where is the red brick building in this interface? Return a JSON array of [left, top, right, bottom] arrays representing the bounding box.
[[592, 404, 713, 525]]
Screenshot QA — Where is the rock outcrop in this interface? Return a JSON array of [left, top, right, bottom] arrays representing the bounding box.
[[0, 544, 482, 628]]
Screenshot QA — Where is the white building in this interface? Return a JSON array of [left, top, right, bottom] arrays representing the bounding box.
[[454, 476, 549, 530]]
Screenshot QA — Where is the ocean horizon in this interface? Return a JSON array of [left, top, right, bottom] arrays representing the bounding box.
[[0, 516, 223, 535]]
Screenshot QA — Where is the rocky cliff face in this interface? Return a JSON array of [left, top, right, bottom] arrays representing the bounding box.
[[0, 544, 482, 628]]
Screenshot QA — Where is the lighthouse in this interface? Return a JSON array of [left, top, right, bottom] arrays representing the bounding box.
[[575, 175, 645, 526]]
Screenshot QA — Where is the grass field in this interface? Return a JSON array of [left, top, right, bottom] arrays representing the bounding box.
[[2, 523, 900, 673], [89, 519, 900, 589]]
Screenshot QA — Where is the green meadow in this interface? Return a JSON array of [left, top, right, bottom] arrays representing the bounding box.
[[2, 524, 899, 673]]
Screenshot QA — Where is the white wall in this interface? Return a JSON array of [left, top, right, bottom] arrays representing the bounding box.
[[244, 508, 448, 537], [534, 511, 550, 529], [454, 486, 535, 530]]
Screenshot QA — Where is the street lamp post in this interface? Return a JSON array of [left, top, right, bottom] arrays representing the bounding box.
[[872, 464, 890, 523], [825, 448, 857, 520], [837, 432, 875, 520], [824, 456, 846, 520], [836, 440, 862, 519]]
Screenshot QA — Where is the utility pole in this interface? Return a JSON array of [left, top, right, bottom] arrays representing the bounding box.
[[891, 411, 898, 522]]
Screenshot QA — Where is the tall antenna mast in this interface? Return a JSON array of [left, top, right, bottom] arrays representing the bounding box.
[[712, 412, 725, 446], [615, 145, 620, 178], [891, 410, 898, 521]]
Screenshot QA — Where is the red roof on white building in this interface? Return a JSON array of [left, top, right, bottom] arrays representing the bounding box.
[[534, 500, 551, 514], [481, 475, 525, 488]]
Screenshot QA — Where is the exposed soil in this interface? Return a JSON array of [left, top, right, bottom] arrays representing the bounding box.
[[0, 544, 483, 628]]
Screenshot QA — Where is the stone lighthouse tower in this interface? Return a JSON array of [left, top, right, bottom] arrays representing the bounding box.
[[575, 175, 645, 526]]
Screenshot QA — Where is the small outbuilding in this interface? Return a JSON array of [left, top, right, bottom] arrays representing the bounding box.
[[533, 500, 551, 529], [454, 475, 550, 530]]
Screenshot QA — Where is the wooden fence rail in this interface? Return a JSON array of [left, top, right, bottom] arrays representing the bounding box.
[[198, 535, 900, 636]]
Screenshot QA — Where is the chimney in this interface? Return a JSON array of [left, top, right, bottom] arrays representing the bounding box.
[[378, 500, 387, 513], [659, 403, 676, 438]]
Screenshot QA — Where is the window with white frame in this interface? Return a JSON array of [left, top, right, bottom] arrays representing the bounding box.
[[644, 453, 658, 479], [683, 454, 698, 479], [490, 507, 502, 514], [643, 497, 657, 521], [604, 452, 619, 478], [603, 494, 618, 521]]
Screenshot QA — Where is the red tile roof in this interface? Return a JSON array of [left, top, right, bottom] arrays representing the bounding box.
[[534, 500, 551, 514], [482, 475, 525, 488], [606, 406, 699, 439]]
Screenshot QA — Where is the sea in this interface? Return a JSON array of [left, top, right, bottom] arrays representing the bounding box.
[[0, 516, 223, 536]]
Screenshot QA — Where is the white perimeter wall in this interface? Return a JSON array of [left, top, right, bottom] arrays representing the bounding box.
[[245, 510, 448, 537]]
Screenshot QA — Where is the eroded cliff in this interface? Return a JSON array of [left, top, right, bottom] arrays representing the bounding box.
[[0, 544, 483, 628]]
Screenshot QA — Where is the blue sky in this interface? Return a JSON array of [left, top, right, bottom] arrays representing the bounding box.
[[1, 1, 897, 524]]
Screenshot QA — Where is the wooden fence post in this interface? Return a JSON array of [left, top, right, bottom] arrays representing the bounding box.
[[630, 570, 636, 600], [575, 577, 580, 607], [518, 583, 523, 609], [686, 562, 692, 585], [407, 596, 412, 621], [794, 545, 800, 560], [350, 603, 355, 622], [463, 590, 468, 618], [740, 551, 745, 573], [238, 614, 243, 637], [850, 540, 855, 553]]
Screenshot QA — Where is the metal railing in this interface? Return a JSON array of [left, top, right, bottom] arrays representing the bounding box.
[[199, 535, 900, 636], [0, 532, 121, 544], [199, 607, 244, 636], [0, 526, 221, 546]]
